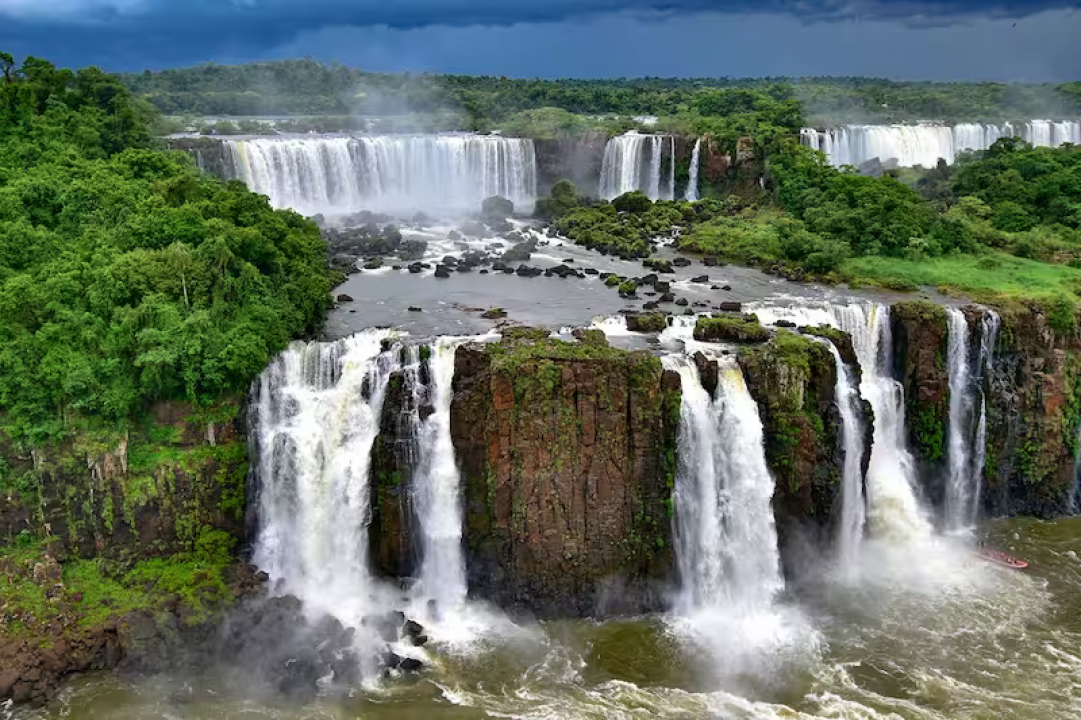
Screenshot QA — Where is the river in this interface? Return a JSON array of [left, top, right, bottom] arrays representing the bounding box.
[[7, 517, 1078, 720]]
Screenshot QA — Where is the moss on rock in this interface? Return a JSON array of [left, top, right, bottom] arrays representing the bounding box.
[[693, 315, 771, 343]]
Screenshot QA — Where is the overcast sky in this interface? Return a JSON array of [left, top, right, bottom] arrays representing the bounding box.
[[2, 0, 1081, 80]]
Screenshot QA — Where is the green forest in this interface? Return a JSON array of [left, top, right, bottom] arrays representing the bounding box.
[[123, 59, 1081, 129], [4, 53, 1081, 445], [0, 53, 334, 444]]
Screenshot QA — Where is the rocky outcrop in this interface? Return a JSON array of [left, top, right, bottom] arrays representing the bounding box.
[[981, 303, 1081, 517], [448, 332, 680, 617], [738, 332, 872, 571], [0, 401, 246, 557], [890, 301, 951, 504], [369, 364, 420, 579]]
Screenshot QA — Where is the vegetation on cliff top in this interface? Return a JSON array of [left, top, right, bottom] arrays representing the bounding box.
[[122, 60, 1081, 127], [0, 54, 334, 444]]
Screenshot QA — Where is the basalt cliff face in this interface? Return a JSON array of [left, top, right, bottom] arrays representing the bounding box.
[[981, 306, 1080, 517], [738, 333, 872, 566], [0, 401, 246, 556], [886, 301, 1081, 518], [446, 334, 680, 617]]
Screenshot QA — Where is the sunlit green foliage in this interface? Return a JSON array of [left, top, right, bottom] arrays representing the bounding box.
[[0, 55, 333, 443]]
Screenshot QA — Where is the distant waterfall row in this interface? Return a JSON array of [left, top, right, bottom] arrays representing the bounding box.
[[801, 121, 1081, 168], [223, 135, 537, 216]]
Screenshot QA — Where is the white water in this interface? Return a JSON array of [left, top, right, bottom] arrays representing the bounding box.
[[225, 135, 537, 215], [749, 302, 933, 542], [411, 339, 468, 616], [665, 354, 783, 612], [599, 131, 677, 200], [665, 353, 819, 680], [825, 342, 867, 564], [801, 120, 1081, 168], [945, 308, 976, 531], [971, 310, 1001, 524], [250, 329, 398, 625], [685, 138, 702, 202], [1070, 427, 1081, 515]]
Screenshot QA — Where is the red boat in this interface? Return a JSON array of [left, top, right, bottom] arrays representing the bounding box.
[[975, 547, 1028, 569]]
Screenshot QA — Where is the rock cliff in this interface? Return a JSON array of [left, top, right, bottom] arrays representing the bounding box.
[[890, 301, 951, 505], [446, 331, 680, 617], [981, 304, 1081, 517], [0, 401, 245, 556], [738, 331, 871, 570]]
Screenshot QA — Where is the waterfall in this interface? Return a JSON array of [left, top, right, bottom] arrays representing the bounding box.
[[668, 136, 677, 201], [664, 355, 783, 614], [825, 342, 866, 563], [945, 309, 977, 531], [1070, 427, 1081, 515], [224, 135, 537, 216], [411, 339, 468, 615], [750, 302, 932, 542], [970, 310, 1000, 524], [599, 131, 676, 200], [800, 121, 1081, 168], [685, 138, 702, 202], [249, 329, 399, 622]]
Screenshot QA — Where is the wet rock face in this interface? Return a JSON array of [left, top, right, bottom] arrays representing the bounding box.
[[369, 368, 420, 579], [448, 335, 680, 618], [982, 305, 1080, 517], [0, 401, 246, 558], [738, 332, 870, 574], [890, 301, 951, 502]]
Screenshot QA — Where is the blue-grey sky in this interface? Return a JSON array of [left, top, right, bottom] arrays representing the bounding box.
[[2, 0, 1081, 79]]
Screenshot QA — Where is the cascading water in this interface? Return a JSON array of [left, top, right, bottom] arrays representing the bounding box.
[[664, 355, 783, 614], [685, 138, 701, 202], [410, 339, 468, 617], [945, 308, 976, 531], [1070, 427, 1081, 515], [224, 135, 537, 216], [825, 342, 867, 563], [667, 136, 676, 201], [249, 329, 399, 624], [599, 131, 676, 200], [801, 120, 1081, 168], [970, 310, 1000, 524], [750, 302, 932, 542]]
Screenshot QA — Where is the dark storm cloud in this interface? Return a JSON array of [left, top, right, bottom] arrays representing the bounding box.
[[2, 0, 1081, 68]]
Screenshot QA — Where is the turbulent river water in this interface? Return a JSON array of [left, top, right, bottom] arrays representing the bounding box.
[[7, 518, 1080, 719]]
